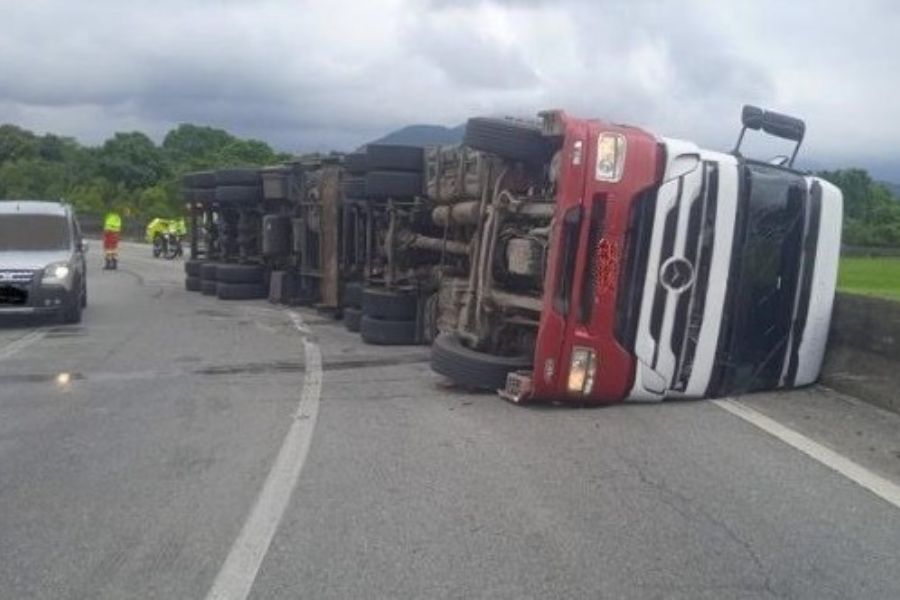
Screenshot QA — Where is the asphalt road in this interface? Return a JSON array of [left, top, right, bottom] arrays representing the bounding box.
[[1, 243, 899, 599]]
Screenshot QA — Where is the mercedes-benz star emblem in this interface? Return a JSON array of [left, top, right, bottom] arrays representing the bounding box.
[[659, 257, 695, 293]]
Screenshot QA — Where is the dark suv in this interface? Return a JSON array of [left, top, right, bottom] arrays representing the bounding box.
[[0, 201, 88, 323]]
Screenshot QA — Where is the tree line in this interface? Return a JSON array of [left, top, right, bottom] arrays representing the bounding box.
[[0, 123, 898, 246], [0, 123, 290, 223], [818, 169, 900, 247]]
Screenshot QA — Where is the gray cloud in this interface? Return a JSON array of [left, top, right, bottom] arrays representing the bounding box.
[[0, 0, 898, 179]]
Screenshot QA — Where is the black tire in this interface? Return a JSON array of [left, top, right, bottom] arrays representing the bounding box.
[[360, 315, 416, 345], [185, 275, 202, 291], [366, 144, 424, 172], [200, 262, 218, 281], [365, 171, 422, 198], [61, 300, 82, 324], [463, 117, 551, 164], [215, 168, 260, 186], [343, 152, 367, 175], [362, 287, 417, 320], [152, 235, 163, 258], [343, 282, 363, 308], [182, 171, 216, 188], [201, 280, 218, 296], [430, 333, 532, 391], [343, 307, 362, 332], [185, 259, 204, 277], [216, 263, 265, 284], [61, 287, 83, 324], [217, 282, 267, 301], [215, 185, 262, 205], [341, 176, 366, 198]]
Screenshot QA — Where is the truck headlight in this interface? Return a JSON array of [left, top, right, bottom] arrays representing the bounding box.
[[595, 133, 626, 182], [567, 347, 597, 395], [43, 263, 71, 285]]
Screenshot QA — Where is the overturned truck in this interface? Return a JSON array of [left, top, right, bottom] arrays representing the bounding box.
[[181, 105, 843, 406]]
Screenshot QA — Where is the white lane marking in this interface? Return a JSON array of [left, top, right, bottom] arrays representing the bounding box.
[[205, 310, 323, 600], [713, 398, 900, 510], [0, 329, 46, 362]]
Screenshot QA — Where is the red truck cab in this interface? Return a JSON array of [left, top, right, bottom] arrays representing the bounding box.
[[516, 111, 662, 404]]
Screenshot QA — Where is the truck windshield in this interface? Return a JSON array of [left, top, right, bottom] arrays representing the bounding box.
[[0, 214, 71, 251]]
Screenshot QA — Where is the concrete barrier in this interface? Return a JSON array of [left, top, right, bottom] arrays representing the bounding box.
[[822, 293, 900, 413]]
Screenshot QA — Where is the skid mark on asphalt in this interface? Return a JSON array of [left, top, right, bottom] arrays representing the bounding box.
[[0, 328, 46, 362], [0, 354, 429, 388], [714, 399, 900, 510], [205, 310, 322, 600]]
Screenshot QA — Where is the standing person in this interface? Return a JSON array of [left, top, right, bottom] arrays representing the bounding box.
[[103, 210, 122, 270]]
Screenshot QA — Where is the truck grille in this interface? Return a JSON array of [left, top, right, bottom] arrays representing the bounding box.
[[638, 162, 718, 391], [672, 164, 718, 390]]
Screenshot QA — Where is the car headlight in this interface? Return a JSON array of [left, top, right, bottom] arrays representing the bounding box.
[[595, 133, 626, 182], [43, 263, 71, 284], [567, 346, 597, 395]]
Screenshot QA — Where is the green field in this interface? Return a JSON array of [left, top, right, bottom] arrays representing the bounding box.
[[838, 256, 900, 300]]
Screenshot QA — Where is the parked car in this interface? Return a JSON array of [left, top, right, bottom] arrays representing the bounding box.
[[0, 200, 88, 323]]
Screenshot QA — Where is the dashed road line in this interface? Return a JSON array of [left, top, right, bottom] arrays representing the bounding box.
[[0, 329, 46, 362], [205, 310, 323, 600], [714, 398, 900, 510]]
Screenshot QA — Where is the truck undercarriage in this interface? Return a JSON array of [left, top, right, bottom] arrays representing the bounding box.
[[180, 105, 843, 406]]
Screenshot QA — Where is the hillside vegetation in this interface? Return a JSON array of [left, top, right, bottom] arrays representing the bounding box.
[[0, 123, 290, 221], [819, 169, 900, 246]]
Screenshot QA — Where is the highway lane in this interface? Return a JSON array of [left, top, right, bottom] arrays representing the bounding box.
[[1, 243, 899, 599]]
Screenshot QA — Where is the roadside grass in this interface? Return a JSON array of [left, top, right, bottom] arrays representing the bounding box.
[[838, 256, 900, 301]]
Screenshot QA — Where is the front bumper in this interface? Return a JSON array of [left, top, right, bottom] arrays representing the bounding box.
[[0, 282, 72, 315]]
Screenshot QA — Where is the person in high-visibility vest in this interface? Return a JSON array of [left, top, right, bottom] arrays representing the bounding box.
[[103, 211, 122, 270]]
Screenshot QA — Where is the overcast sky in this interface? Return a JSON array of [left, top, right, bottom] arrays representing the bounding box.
[[1, 0, 898, 178]]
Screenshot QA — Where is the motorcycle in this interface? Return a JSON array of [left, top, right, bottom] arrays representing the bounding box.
[[153, 232, 183, 260]]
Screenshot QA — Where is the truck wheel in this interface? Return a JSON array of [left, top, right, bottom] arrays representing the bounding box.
[[200, 262, 218, 281], [366, 144, 425, 172], [430, 333, 531, 391], [341, 176, 366, 198], [343, 153, 367, 175], [216, 263, 265, 284], [360, 315, 416, 345], [362, 287, 417, 320], [343, 307, 362, 332], [201, 280, 218, 295], [217, 282, 267, 300], [185, 276, 202, 292], [463, 117, 550, 164], [365, 171, 422, 198], [215, 168, 260, 186], [184, 259, 204, 278], [343, 282, 363, 308], [61, 288, 83, 324]]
